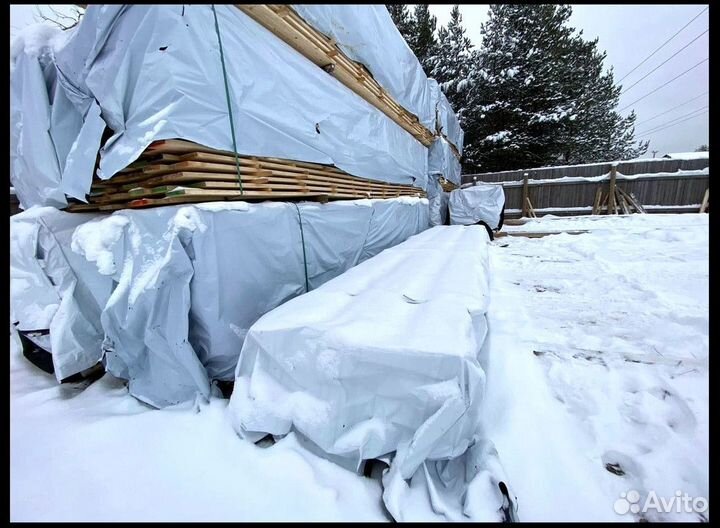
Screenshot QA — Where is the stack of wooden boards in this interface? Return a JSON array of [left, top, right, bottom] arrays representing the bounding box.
[[591, 185, 646, 215], [236, 4, 436, 148], [66, 139, 425, 212]]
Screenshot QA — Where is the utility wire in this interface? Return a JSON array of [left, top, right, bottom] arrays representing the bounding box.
[[634, 91, 708, 126], [619, 57, 708, 112], [621, 29, 708, 94], [636, 105, 708, 135], [636, 108, 708, 137], [616, 6, 708, 83]]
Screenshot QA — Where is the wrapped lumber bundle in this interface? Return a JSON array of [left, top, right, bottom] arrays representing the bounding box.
[[449, 185, 506, 230], [11, 198, 429, 407], [229, 226, 512, 520], [10, 5, 465, 211]]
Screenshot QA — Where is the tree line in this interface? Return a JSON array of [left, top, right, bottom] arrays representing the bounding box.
[[387, 4, 649, 173]]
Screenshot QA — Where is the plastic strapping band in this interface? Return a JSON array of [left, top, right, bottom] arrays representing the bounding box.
[[293, 203, 310, 293], [211, 4, 243, 194]]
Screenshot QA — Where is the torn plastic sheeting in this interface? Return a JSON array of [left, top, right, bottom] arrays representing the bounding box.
[[292, 4, 436, 131], [229, 225, 491, 520], [40, 5, 427, 204], [10, 207, 113, 380], [449, 184, 506, 230], [71, 198, 429, 407], [428, 78, 464, 155], [428, 137, 461, 185], [427, 175, 449, 227]]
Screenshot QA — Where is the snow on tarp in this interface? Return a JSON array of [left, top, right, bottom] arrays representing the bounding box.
[[292, 4, 435, 132], [449, 184, 506, 229], [10, 5, 429, 208], [67, 198, 429, 407], [229, 225, 514, 520], [428, 136, 461, 185], [10, 207, 114, 380]]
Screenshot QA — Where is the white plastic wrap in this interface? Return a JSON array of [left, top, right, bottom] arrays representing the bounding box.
[[426, 174, 450, 227], [449, 184, 506, 230], [69, 198, 429, 407], [292, 4, 436, 131], [428, 137, 462, 185], [428, 78, 464, 155], [10, 208, 113, 379], [229, 225, 493, 520]]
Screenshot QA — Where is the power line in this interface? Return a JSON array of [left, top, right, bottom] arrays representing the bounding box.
[[634, 91, 709, 126], [619, 57, 708, 112], [620, 28, 708, 94], [636, 105, 708, 135], [636, 108, 708, 138], [616, 6, 708, 83]]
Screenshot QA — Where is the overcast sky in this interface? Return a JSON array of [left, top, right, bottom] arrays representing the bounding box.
[[10, 4, 709, 156]]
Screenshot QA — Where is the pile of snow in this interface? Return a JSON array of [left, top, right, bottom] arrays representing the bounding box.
[[662, 152, 709, 160], [10, 22, 68, 67], [485, 213, 708, 521]]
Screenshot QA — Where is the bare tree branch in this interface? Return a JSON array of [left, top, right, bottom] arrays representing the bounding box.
[[33, 5, 85, 31]]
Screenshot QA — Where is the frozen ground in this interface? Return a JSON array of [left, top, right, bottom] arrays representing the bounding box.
[[10, 213, 708, 521]]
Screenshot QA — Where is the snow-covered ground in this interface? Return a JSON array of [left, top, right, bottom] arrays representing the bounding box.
[[10, 213, 708, 521]]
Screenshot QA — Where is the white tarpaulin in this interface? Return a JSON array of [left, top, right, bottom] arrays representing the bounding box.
[[229, 225, 514, 520], [292, 4, 436, 132], [426, 174, 449, 227], [428, 79, 464, 156], [449, 184, 506, 230], [66, 198, 429, 407], [428, 136, 462, 185], [10, 5, 431, 208], [10, 207, 114, 380]]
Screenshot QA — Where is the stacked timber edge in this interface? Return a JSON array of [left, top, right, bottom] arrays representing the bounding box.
[[236, 4, 436, 148], [66, 139, 426, 212]]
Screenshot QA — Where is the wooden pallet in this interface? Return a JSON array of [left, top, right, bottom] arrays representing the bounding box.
[[70, 139, 425, 211], [236, 4, 436, 148]]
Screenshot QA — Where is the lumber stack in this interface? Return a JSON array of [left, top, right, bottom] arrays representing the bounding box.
[[592, 185, 646, 215], [66, 140, 425, 212], [236, 4, 436, 147]]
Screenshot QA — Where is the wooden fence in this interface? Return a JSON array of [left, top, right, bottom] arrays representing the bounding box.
[[462, 158, 709, 217]]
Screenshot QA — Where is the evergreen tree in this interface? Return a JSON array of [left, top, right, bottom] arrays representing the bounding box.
[[428, 6, 474, 121], [695, 144, 709, 152], [385, 4, 415, 46], [410, 4, 438, 75], [463, 4, 648, 173]]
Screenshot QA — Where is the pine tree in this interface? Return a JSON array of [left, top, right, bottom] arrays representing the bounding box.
[[410, 4, 438, 75], [428, 6, 474, 121], [695, 144, 709, 152], [385, 4, 415, 46], [462, 4, 648, 173]]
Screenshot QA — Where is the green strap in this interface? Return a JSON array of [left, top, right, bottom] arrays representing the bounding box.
[[293, 203, 310, 292], [211, 4, 243, 194]]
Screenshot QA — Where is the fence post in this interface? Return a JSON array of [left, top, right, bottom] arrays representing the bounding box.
[[608, 165, 617, 214], [521, 173, 529, 217]]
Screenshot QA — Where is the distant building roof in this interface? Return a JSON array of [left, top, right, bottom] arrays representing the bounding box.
[[662, 151, 709, 160]]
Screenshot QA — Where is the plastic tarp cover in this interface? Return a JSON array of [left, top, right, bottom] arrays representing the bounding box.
[[449, 184, 506, 230], [428, 78, 464, 155], [292, 5, 435, 132], [428, 137, 462, 185], [26, 4, 428, 208], [70, 198, 429, 407], [10, 34, 69, 209], [229, 225, 498, 520], [10, 207, 113, 379], [426, 174, 450, 227]]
